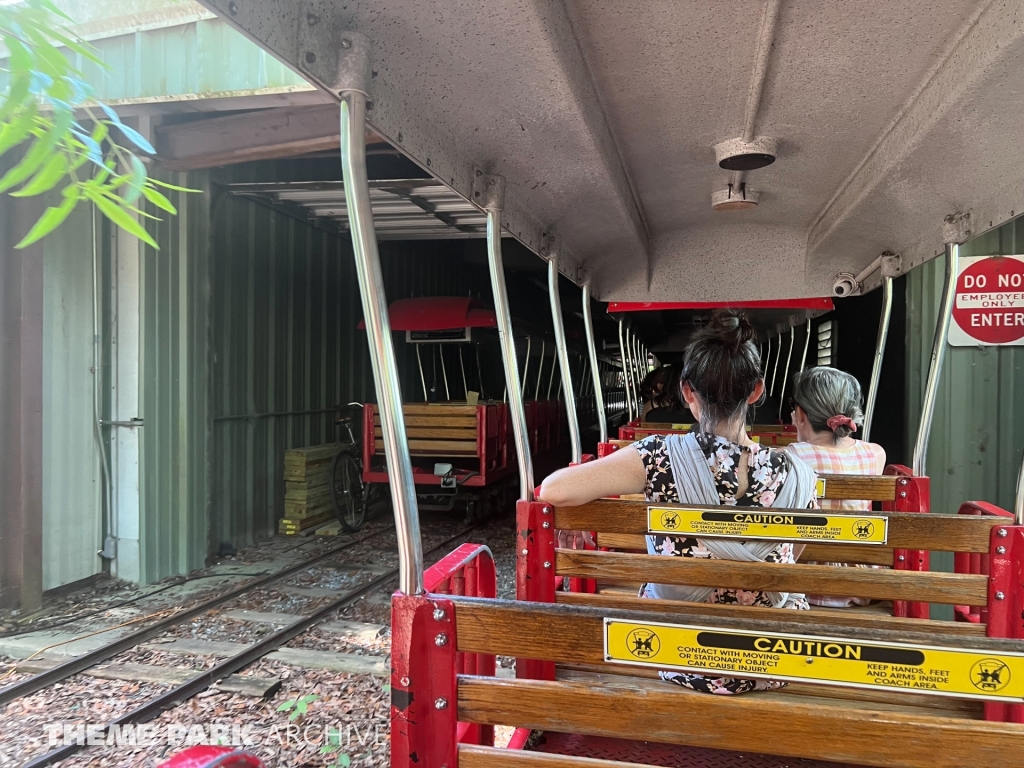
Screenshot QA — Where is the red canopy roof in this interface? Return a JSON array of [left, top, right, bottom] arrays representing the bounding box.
[[358, 297, 497, 331], [607, 298, 834, 312]]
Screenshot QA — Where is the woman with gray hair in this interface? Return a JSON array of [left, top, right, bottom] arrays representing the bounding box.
[[786, 367, 886, 501], [786, 366, 886, 608]]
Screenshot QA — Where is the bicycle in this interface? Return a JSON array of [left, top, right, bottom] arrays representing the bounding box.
[[330, 403, 379, 532]]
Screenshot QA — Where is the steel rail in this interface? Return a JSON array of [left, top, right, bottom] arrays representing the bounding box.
[[912, 241, 959, 477], [582, 284, 607, 443], [619, 319, 634, 421], [777, 325, 794, 420], [0, 526, 394, 707], [482, 185, 534, 500], [22, 528, 476, 768], [769, 330, 781, 396], [521, 336, 532, 396], [799, 317, 811, 373], [1016, 445, 1024, 526], [340, 83, 423, 595], [863, 273, 893, 442], [550, 256, 581, 463], [534, 340, 545, 401]]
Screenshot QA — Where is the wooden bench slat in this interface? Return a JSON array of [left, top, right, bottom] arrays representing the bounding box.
[[555, 549, 987, 605], [597, 532, 897, 566], [460, 745, 654, 768], [554, 591, 987, 637], [460, 745, 644, 768], [555, 665, 984, 718], [374, 439, 478, 455], [452, 596, 1020, 661], [376, 415, 477, 427], [558, 501, 999, 553], [819, 474, 897, 501], [374, 427, 477, 439], [401, 404, 478, 415], [457, 676, 1024, 768]]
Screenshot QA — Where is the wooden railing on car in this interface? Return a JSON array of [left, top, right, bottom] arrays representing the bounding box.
[[446, 597, 1024, 768], [373, 403, 479, 455]]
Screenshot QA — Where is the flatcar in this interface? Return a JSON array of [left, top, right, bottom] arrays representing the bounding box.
[[194, 1, 1024, 766]]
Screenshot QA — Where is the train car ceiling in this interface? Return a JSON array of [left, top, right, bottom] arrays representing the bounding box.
[[199, 0, 1024, 303]]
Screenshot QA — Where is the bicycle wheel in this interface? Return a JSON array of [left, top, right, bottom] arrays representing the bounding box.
[[331, 450, 366, 532]]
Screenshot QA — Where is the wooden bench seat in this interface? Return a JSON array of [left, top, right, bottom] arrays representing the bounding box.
[[445, 596, 1024, 768], [374, 403, 480, 456]]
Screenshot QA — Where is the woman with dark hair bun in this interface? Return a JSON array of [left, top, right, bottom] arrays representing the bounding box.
[[540, 309, 818, 695]]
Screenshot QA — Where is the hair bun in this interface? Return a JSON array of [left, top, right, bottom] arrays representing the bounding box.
[[708, 309, 756, 349]]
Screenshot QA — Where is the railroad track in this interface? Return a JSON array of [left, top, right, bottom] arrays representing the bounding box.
[[9, 524, 476, 767]]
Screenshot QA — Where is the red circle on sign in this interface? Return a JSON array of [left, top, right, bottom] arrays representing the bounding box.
[[952, 257, 1024, 344]]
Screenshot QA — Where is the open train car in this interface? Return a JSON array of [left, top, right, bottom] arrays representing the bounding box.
[[194, 1, 1024, 766]]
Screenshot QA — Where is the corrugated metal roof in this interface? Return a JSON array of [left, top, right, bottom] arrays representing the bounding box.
[[227, 180, 487, 240]]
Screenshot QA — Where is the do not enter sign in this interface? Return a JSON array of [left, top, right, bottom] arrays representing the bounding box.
[[949, 255, 1024, 346]]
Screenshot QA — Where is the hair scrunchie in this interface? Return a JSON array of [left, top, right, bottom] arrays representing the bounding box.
[[827, 415, 857, 432]]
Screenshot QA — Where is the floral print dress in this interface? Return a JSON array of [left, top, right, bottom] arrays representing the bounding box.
[[635, 432, 811, 695]]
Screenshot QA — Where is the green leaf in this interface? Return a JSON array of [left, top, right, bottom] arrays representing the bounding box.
[[300, 694, 319, 704], [149, 178, 201, 193], [12, 151, 66, 196], [319, 745, 337, 755], [339, 755, 352, 768], [15, 186, 79, 248], [0, 76, 31, 123], [276, 699, 296, 712], [0, 108, 73, 193], [44, 29, 106, 67], [124, 155, 146, 205], [142, 185, 177, 214], [0, 106, 40, 157], [88, 188, 159, 249]]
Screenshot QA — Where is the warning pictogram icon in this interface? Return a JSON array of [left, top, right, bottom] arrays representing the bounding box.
[[659, 510, 680, 530], [971, 659, 1010, 692], [626, 628, 661, 659], [853, 520, 875, 539]]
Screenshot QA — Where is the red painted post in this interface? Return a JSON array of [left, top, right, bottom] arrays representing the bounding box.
[[983, 519, 1023, 722], [516, 498, 556, 681], [884, 465, 929, 619], [390, 594, 458, 768]]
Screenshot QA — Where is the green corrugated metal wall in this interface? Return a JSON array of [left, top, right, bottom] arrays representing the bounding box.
[[138, 170, 212, 582], [906, 219, 1024, 519], [207, 174, 494, 551], [65, 0, 312, 104]]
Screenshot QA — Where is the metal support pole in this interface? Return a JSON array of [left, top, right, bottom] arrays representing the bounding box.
[[521, 336, 532, 397], [534, 340, 545, 400], [476, 345, 486, 400], [547, 346, 558, 399], [769, 332, 781, 396], [459, 346, 469, 399], [619, 319, 634, 421], [863, 273, 894, 442], [439, 345, 450, 401], [582, 285, 608, 443], [912, 241, 959, 477], [778, 325, 794, 420], [415, 345, 428, 401], [339, 69, 423, 595], [800, 317, 811, 373], [478, 170, 535, 499], [549, 254, 582, 463]]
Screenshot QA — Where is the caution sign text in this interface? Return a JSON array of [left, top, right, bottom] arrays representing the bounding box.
[[604, 620, 1024, 701], [647, 507, 887, 545]]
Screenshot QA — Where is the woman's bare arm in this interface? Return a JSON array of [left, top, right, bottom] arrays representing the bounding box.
[[538, 446, 647, 507]]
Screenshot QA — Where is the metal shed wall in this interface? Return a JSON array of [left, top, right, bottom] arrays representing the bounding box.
[[62, 0, 313, 105], [208, 178, 495, 551], [906, 219, 1024, 518], [41, 202, 102, 590], [138, 171, 212, 583]]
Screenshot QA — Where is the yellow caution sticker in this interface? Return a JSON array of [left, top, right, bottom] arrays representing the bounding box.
[[815, 477, 827, 498], [670, 423, 693, 431], [647, 507, 887, 544], [604, 620, 1024, 701]]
